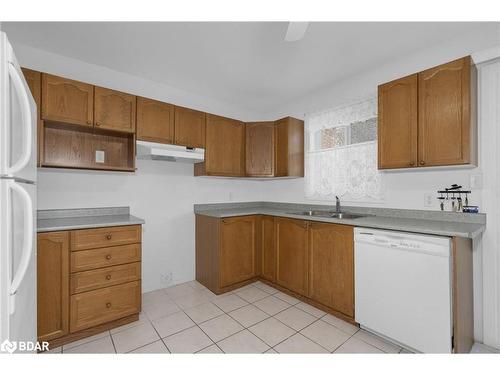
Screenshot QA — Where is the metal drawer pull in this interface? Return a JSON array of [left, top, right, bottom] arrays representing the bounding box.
[[106, 302, 111, 308], [105, 255, 112, 260], [106, 274, 112, 280], [106, 234, 112, 240]]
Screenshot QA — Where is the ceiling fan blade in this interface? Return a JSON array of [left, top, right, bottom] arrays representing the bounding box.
[[284, 22, 309, 42]]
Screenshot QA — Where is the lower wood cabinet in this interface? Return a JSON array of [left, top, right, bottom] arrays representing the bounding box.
[[195, 214, 258, 293], [276, 217, 309, 296], [37, 231, 70, 342], [195, 213, 355, 322], [37, 224, 142, 348], [308, 222, 354, 318]]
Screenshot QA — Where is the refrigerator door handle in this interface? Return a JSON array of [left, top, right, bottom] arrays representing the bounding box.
[[8, 180, 34, 315], [6, 62, 32, 176]]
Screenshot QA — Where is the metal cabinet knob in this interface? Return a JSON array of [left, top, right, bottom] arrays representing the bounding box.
[[409, 161, 415, 167], [96, 122, 101, 126], [105, 255, 112, 260], [420, 160, 426, 166], [106, 234, 112, 240], [106, 302, 111, 308], [86, 120, 91, 125], [106, 275, 112, 280]]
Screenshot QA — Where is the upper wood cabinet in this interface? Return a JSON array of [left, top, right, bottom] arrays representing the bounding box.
[[219, 216, 257, 288], [246, 122, 275, 177], [378, 56, 477, 169], [37, 231, 70, 342], [22, 68, 42, 166], [136, 97, 174, 143], [275, 117, 304, 177], [378, 74, 418, 169], [42, 73, 94, 127], [205, 114, 246, 176], [309, 222, 354, 318], [94, 87, 136, 133], [276, 217, 309, 296], [260, 215, 276, 283], [174, 106, 206, 148], [418, 57, 475, 167]]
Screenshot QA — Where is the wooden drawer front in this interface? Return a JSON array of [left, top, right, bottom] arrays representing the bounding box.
[[70, 281, 141, 332], [70, 262, 141, 294], [71, 244, 141, 272], [71, 225, 141, 251]]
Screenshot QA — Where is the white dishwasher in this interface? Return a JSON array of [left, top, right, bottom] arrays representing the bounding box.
[[354, 227, 453, 353]]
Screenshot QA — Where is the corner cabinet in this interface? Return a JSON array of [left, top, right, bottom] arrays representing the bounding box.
[[378, 56, 477, 169], [37, 225, 142, 349], [308, 222, 354, 318], [205, 114, 246, 176], [378, 74, 418, 169], [41, 73, 94, 127]]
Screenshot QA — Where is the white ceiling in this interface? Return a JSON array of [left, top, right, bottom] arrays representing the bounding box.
[[2, 22, 495, 113]]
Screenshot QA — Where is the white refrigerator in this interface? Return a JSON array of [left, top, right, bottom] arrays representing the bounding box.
[[0, 31, 37, 353]]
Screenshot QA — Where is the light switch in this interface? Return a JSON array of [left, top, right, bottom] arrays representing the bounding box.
[[95, 150, 105, 163]]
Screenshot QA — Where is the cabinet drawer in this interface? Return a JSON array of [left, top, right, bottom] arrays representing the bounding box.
[[71, 244, 141, 272], [70, 281, 141, 332], [70, 262, 141, 294], [71, 225, 141, 251]]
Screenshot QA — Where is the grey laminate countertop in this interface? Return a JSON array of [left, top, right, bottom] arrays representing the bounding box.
[[194, 202, 486, 239], [37, 207, 145, 232]]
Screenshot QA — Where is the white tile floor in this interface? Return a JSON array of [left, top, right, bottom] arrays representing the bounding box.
[[50, 280, 410, 354]]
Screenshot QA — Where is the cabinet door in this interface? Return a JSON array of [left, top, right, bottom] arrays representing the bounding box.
[[37, 231, 70, 342], [418, 57, 472, 167], [260, 215, 276, 282], [94, 86, 136, 133], [220, 216, 257, 288], [136, 97, 174, 143], [205, 114, 245, 176], [245, 122, 275, 176], [378, 74, 418, 169], [22, 68, 42, 166], [276, 217, 309, 296], [174, 106, 206, 148], [309, 223, 354, 317], [41, 73, 94, 126]]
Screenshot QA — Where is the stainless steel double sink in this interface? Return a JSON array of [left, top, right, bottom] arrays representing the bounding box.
[[287, 210, 368, 220]]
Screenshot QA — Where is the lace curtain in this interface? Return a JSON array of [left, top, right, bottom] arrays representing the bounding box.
[[305, 97, 385, 202]]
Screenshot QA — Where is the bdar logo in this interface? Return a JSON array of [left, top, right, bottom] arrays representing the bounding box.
[[1, 339, 17, 353]]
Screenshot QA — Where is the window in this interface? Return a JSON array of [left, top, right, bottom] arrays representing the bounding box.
[[305, 97, 385, 202]]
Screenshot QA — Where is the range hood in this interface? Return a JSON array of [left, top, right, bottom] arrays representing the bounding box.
[[136, 141, 204, 163]]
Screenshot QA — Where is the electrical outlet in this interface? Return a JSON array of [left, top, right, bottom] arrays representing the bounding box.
[[95, 150, 105, 163], [424, 193, 433, 207], [160, 272, 173, 287]]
